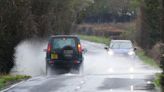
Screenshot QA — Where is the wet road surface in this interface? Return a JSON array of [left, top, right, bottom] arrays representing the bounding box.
[[3, 40, 162, 92]]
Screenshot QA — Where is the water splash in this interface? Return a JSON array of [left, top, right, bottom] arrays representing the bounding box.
[[12, 39, 47, 77]]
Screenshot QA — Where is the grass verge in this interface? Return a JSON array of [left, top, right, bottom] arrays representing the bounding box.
[[0, 75, 31, 90], [78, 35, 110, 45], [154, 74, 162, 87], [136, 50, 159, 68], [136, 50, 161, 88]]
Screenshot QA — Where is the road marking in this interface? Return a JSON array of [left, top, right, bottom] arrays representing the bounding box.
[[74, 86, 81, 91], [76, 86, 81, 89], [1, 76, 71, 92], [130, 85, 134, 92], [80, 81, 85, 84]]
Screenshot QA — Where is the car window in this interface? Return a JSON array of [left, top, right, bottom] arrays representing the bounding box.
[[110, 42, 133, 49], [52, 38, 76, 49]]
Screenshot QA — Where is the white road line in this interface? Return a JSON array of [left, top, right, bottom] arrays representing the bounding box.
[[1, 80, 26, 92]]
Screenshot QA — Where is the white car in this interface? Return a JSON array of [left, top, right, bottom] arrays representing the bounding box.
[[105, 40, 136, 56]]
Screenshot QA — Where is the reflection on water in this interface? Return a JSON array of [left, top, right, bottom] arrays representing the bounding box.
[[98, 76, 155, 91]]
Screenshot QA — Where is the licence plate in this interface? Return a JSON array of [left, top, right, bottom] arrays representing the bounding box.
[[51, 54, 58, 59], [64, 50, 73, 54]]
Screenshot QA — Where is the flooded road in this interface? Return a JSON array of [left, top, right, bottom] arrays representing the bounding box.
[[5, 40, 162, 92]]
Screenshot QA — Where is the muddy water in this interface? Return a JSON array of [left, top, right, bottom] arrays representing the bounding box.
[[12, 40, 47, 77]]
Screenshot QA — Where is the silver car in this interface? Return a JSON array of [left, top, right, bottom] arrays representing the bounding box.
[[105, 40, 136, 56]]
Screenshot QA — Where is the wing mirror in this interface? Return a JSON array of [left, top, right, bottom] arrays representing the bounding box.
[[134, 47, 137, 51], [104, 47, 108, 50]]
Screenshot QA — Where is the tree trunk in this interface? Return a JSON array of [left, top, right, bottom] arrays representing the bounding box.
[[161, 0, 164, 43]]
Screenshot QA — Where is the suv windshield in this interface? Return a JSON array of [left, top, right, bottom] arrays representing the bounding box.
[[110, 42, 132, 49], [52, 38, 76, 50]]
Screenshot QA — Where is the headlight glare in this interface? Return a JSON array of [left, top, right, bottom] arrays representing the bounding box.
[[128, 51, 135, 56], [108, 50, 114, 55]]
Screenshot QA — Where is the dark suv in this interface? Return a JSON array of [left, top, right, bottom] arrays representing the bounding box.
[[45, 35, 84, 73]]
